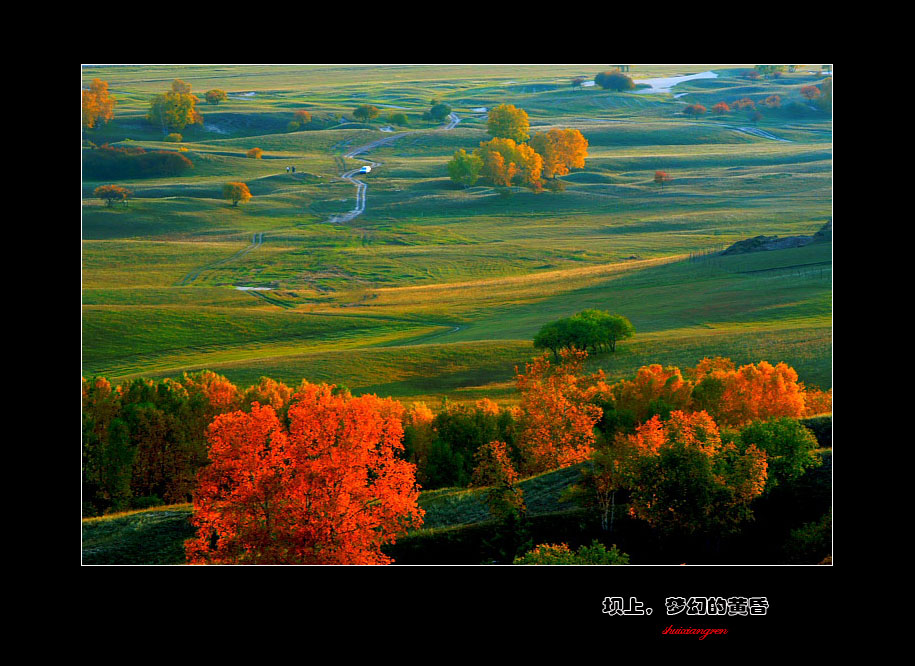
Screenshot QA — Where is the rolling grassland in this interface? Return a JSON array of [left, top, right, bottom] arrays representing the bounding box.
[[82, 65, 832, 404]]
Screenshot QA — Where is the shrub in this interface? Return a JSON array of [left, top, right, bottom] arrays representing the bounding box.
[[132, 495, 165, 510], [514, 540, 629, 565], [389, 112, 408, 126], [246, 147, 263, 159], [164, 133, 183, 143], [287, 121, 301, 132]]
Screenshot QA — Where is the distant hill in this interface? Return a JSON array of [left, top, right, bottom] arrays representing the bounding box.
[[722, 219, 831, 255]]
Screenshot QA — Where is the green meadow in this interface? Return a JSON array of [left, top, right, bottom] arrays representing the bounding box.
[[82, 65, 832, 404]]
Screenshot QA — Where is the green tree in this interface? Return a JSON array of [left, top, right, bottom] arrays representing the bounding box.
[[594, 70, 635, 91], [447, 148, 484, 187], [389, 112, 408, 126], [353, 104, 380, 122], [429, 103, 452, 122], [487, 104, 530, 142], [731, 418, 821, 492]]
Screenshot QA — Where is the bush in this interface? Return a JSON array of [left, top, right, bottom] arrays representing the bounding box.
[[287, 121, 301, 132], [544, 178, 566, 192], [132, 495, 165, 510], [246, 147, 263, 159], [514, 539, 629, 565], [164, 133, 183, 143]]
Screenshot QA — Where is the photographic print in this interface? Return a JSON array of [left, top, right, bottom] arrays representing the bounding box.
[[81, 64, 833, 630]]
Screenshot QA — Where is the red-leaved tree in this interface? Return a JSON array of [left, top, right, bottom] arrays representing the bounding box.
[[185, 384, 424, 564]]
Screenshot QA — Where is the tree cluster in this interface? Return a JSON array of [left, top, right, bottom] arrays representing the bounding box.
[[82, 372, 245, 515], [84, 352, 830, 562], [594, 70, 635, 91], [447, 104, 587, 191], [83, 144, 193, 180]]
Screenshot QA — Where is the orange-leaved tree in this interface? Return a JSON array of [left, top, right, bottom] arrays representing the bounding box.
[[83, 78, 116, 129], [529, 128, 588, 179], [94, 184, 133, 207], [689, 359, 807, 427], [515, 349, 603, 475], [223, 182, 251, 207], [606, 363, 693, 424], [477, 137, 543, 189], [185, 384, 424, 564]]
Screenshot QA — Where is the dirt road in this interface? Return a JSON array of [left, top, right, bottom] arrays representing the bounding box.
[[327, 113, 461, 223]]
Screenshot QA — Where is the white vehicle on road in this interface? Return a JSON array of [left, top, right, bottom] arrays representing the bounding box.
[[359, 165, 372, 174]]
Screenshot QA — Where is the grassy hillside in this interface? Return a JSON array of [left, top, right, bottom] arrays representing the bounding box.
[[82, 64, 831, 404]]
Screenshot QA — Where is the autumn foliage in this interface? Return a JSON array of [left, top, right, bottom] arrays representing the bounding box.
[[515, 350, 603, 475], [529, 129, 588, 179], [477, 137, 543, 188], [147, 79, 203, 131], [487, 104, 531, 143], [94, 184, 133, 207], [185, 385, 424, 565], [654, 170, 673, 188], [205, 89, 227, 105], [223, 182, 251, 206], [624, 410, 768, 535], [82, 78, 116, 129], [800, 85, 822, 101]]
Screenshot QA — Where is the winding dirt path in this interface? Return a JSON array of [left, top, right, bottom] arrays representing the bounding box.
[[327, 112, 461, 224]]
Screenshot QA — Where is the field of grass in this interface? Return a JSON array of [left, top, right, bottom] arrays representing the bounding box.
[[82, 64, 832, 404]]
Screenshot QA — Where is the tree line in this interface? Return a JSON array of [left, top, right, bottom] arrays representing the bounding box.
[[84, 349, 831, 563]]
